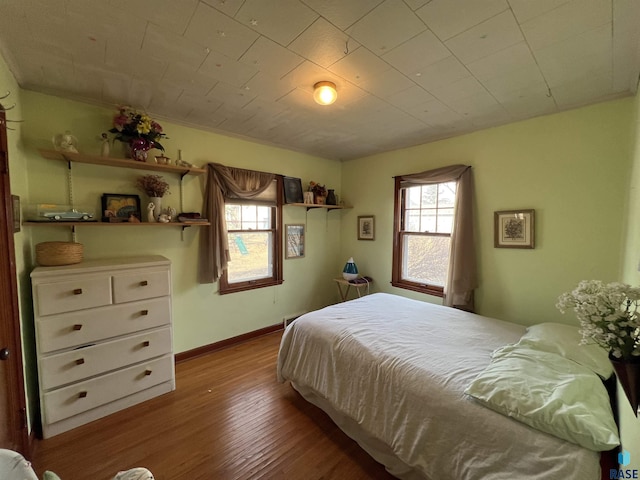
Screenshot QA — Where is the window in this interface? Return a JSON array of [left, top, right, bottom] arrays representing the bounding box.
[[392, 178, 457, 296], [219, 178, 283, 294]]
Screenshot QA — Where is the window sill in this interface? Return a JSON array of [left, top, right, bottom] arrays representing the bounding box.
[[391, 281, 444, 298], [219, 279, 284, 295]]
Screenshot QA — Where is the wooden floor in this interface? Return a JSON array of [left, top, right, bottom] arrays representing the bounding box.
[[29, 331, 396, 480]]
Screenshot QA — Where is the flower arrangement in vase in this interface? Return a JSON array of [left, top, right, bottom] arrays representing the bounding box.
[[557, 280, 640, 413], [309, 181, 327, 204], [136, 175, 170, 222], [109, 106, 168, 161]]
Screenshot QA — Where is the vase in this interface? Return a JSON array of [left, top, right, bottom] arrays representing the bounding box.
[[303, 192, 314, 204], [326, 189, 337, 205], [315, 194, 326, 205], [148, 196, 162, 222], [610, 354, 640, 416], [127, 138, 151, 162]]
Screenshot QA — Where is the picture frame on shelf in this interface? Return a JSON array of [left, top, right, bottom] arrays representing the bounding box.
[[283, 176, 304, 204], [101, 193, 141, 222], [494, 209, 535, 249], [358, 215, 375, 240], [285, 224, 305, 259]]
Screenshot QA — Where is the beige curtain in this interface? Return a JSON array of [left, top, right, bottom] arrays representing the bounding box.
[[400, 165, 476, 311], [198, 163, 276, 284]]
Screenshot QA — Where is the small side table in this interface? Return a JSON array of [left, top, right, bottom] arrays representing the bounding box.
[[333, 277, 372, 302]]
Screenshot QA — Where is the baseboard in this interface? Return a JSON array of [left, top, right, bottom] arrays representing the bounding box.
[[175, 323, 283, 363]]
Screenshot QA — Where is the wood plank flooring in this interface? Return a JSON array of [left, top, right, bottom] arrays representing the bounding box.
[[29, 331, 395, 480]]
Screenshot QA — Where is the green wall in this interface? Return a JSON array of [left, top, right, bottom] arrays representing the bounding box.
[[340, 99, 633, 327], [19, 90, 346, 354]]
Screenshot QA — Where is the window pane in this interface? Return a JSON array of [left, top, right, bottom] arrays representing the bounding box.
[[404, 209, 421, 232], [421, 184, 438, 209], [241, 205, 257, 229], [421, 212, 436, 232], [438, 182, 456, 206], [227, 232, 273, 282], [256, 206, 271, 229], [437, 207, 454, 233], [402, 234, 450, 287], [406, 186, 421, 208], [225, 205, 241, 230]]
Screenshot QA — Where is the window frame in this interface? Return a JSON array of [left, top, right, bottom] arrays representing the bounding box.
[[391, 177, 456, 297], [219, 177, 283, 295]]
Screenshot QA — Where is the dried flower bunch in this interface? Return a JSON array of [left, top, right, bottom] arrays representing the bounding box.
[[557, 280, 640, 359], [109, 105, 167, 151], [136, 174, 170, 197], [308, 181, 327, 197]]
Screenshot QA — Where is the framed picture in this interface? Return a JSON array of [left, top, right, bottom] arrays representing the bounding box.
[[11, 195, 20, 233], [101, 193, 141, 222], [283, 176, 304, 204], [285, 224, 305, 259], [494, 209, 535, 249], [358, 215, 375, 240]]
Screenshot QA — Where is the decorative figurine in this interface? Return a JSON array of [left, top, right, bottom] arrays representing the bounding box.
[[147, 202, 156, 223], [52, 130, 79, 153], [100, 132, 110, 157]]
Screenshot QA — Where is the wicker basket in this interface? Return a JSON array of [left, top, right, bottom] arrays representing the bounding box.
[[36, 242, 84, 266]]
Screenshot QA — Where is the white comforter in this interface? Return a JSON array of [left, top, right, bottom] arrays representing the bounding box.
[[277, 293, 601, 480]]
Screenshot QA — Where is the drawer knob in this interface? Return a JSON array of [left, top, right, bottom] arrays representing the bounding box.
[[142, 341, 150, 347], [78, 391, 87, 399], [75, 358, 85, 365], [140, 309, 149, 316], [145, 369, 152, 376], [140, 280, 148, 286], [72, 324, 83, 331], [73, 288, 83, 295]]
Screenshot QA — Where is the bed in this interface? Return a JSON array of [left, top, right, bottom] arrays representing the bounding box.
[[277, 293, 619, 480]]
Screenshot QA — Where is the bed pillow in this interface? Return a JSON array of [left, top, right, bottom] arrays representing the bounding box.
[[516, 322, 612, 379], [465, 345, 619, 451]]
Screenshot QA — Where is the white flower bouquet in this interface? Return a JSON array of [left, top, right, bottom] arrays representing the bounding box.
[[556, 280, 640, 359]]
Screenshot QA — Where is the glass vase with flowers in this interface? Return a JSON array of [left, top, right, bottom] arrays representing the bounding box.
[[109, 106, 168, 161]]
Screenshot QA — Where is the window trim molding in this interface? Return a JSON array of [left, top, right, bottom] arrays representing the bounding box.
[[219, 176, 284, 295], [391, 176, 446, 297]]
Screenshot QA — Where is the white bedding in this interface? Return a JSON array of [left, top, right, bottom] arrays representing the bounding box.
[[277, 293, 601, 480]]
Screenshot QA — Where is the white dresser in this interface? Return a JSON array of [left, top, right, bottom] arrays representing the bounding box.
[[31, 255, 175, 438]]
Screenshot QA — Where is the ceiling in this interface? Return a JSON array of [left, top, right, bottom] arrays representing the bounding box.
[[1, 0, 639, 161]]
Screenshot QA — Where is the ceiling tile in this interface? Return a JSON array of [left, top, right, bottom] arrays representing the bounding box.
[[480, 65, 547, 98], [199, 51, 259, 87], [107, 37, 168, 78], [235, 0, 319, 46], [430, 76, 488, 104], [382, 30, 451, 75], [412, 56, 470, 91], [288, 18, 356, 68], [551, 71, 613, 107], [403, 0, 433, 11], [110, 0, 199, 35], [142, 24, 209, 70], [520, 0, 611, 51], [348, 0, 426, 55], [465, 42, 538, 80], [201, 0, 245, 17], [301, 0, 384, 30], [508, 0, 571, 23], [444, 10, 524, 64], [328, 46, 391, 85], [359, 68, 415, 98], [243, 72, 296, 101], [497, 87, 557, 116], [239, 36, 305, 77], [184, 2, 260, 59], [386, 85, 436, 109], [162, 62, 217, 96], [416, 0, 509, 41]]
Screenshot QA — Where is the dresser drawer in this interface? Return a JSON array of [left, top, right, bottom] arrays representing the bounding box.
[[39, 327, 173, 390], [43, 354, 174, 424], [112, 269, 170, 304], [36, 296, 171, 353], [35, 276, 112, 316]]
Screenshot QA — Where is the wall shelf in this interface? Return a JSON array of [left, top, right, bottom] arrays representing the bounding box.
[[38, 148, 206, 177], [23, 221, 210, 227], [286, 203, 351, 211]]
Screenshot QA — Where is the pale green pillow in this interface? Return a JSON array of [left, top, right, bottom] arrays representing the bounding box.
[[466, 346, 619, 451], [516, 322, 613, 379]]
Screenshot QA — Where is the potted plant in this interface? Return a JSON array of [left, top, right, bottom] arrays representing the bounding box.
[[557, 280, 640, 413], [308, 181, 327, 204], [136, 175, 170, 222], [109, 106, 168, 161]]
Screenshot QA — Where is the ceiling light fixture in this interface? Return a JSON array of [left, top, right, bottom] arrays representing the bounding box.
[[313, 81, 337, 106]]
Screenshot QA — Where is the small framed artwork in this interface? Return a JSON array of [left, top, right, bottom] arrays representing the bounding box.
[[285, 224, 305, 259], [11, 195, 20, 233], [101, 193, 141, 222], [358, 215, 375, 240], [283, 176, 304, 204], [494, 209, 535, 249]]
